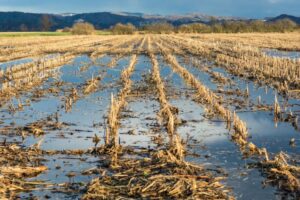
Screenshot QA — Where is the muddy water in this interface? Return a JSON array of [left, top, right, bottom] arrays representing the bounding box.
[[158, 57, 282, 199], [1, 53, 299, 199], [18, 55, 164, 199], [0, 54, 61, 71], [264, 49, 300, 59], [177, 56, 300, 157], [0, 58, 33, 70], [166, 54, 299, 199], [24, 155, 100, 199], [4, 55, 129, 198], [23, 56, 126, 149], [118, 55, 163, 148]]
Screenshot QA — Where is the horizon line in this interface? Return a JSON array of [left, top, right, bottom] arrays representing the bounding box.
[[0, 10, 298, 19]]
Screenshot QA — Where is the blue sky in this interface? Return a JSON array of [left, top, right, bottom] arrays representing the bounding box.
[[0, 0, 299, 18]]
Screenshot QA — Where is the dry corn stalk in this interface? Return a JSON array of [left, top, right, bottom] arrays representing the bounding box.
[[65, 88, 78, 112], [0, 143, 48, 199], [274, 95, 281, 121], [155, 36, 300, 194], [83, 147, 232, 199], [164, 34, 300, 95], [104, 55, 137, 167], [83, 36, 233, 199], [148, 38, 184, 160]]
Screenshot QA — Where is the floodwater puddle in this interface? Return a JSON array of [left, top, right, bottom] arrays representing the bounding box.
[[1, 55, 132, 198], [160, 58, 280, 199], [1, 52, 299, 199], [263, 49, 300, 59]]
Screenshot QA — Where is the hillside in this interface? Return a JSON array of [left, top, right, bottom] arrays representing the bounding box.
[[267, 14, 300, 24], [0, 11, 146, 31], [0, 11, 298, 31]]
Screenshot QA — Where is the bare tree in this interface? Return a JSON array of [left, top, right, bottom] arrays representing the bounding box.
[[40, 15, 52, 31], [144, 23, 174, 34]]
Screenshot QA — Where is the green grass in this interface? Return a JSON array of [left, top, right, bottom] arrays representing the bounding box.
[[0, 31, 113, 37], [0, 32, 73, 37]]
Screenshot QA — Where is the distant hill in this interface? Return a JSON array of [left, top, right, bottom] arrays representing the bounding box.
[[0, 11, 147, 31], [0, 11, 298, 32], [267, 14, 300, 24], [0, 11, 244, 31]]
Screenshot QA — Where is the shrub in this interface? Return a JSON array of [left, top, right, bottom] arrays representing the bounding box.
[[111, 23, 136, 34], [71, 22, 95, 35], [62, 27, 72, 32], [271, 19, 298, 32], [178, 23, 211, 33], [144, 23, 174, 34]]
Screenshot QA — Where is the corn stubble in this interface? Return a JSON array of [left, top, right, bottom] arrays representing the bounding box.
[[163, 34, 300, 96], [83, 38, 233, 199], [157, 40, 300, 195], [0, 143, 47, 199], [0, 33, 299, 198]]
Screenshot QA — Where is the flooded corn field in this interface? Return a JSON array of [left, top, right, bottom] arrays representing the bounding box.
[[0, 33, 299, 199]]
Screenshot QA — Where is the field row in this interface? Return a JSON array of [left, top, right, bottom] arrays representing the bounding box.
[[0, 34, 299, 199]]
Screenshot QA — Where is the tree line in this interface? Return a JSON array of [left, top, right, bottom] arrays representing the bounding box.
[[73, 19, 299, 35], [20, 14, 299, 34]]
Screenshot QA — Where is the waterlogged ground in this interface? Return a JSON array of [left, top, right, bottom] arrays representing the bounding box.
[[0, 50, 300, 199]]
